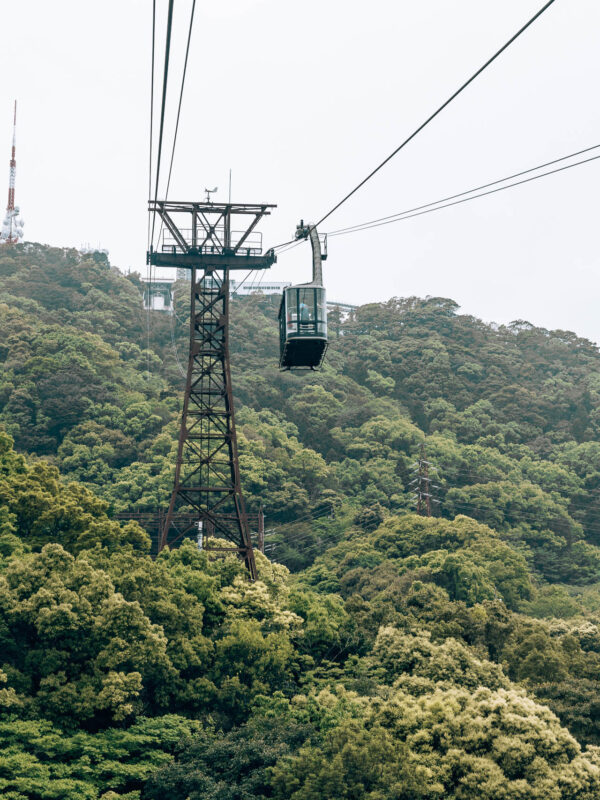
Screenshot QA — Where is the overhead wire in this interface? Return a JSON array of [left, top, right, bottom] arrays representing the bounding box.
[[231, 269, 256, 296], [411, 472, 600, 531], [157, 0, 197, 248], [146, 0, 157, 383], [262, 510, 342, 557], [147, 0, 196, 388], [150, 0, 175, 252], [327, 151, 600, 237], [406, 459, 600, 513], [169, 301, 187, 379], [445, 499, 600, 539], [275, 239, 305, 256], [328, 143, 600, 237], [432, 469, 600, 527], [311, 0, 558, 230], [264, 526, 338, 558], [147, 0, 156, 254], [264, 505, 338, 537], [259, 461, 600, 555], [264, 498, 600, 571], [269, 237, 298, 252]]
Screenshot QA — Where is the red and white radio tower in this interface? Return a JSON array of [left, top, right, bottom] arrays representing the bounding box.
[[1, 101, 24, 245]]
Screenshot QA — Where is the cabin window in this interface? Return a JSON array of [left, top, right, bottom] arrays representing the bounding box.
[[283, 287, 327, 338]]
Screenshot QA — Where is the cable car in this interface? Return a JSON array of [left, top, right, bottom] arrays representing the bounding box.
[[278, 221, 328, 370]]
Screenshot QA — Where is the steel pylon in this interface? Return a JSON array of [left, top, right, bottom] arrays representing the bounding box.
[[161, 268, 257, 577], [148, 200, 276, 579]]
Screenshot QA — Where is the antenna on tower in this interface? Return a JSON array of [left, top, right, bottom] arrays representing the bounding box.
[[0, 100, 25, 245]]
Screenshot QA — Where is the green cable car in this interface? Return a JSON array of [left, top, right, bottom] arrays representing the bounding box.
[[278, 221, 328, 370]]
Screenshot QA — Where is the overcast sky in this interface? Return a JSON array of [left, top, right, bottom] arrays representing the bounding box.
[[3, 1, 600, 341]]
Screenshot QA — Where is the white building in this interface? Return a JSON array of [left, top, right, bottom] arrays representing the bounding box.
[[230, 279, 291, 295], [140, 273, 356, 318]]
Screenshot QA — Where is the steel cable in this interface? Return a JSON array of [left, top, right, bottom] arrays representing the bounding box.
[[145, 0, 157, 383], [157, 0, 197, 248], [328, 143, 600, 236], [327, 152, 600, 237], [150, 0, 175, 251], [312, 0, 558, 230]]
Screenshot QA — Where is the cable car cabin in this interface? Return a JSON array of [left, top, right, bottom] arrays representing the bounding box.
[[279, 285, 327, 369]]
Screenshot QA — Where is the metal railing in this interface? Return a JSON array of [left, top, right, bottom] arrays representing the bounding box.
[[161, 228, 263, 256]]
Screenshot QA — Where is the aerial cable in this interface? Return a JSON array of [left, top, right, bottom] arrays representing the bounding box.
[[147, 0, 156, 253], [150, 0, 175, 251], [329, 143, 600, 236], [164, 0, 196, 203], [265, 499, 600, 561], [157, 0, 197, 246], [327, 151, 600, 236], [169, 304, 187, 379], [264, 505, 344, 538], [312, 0, 558, 230], [231, 269, 256, 296], [263, 511, 333, 541], [271, 142, 599, 251], [146, 0, 157, 383], [275, 239, 305, 255], [264, 507, 335, 538], [264, 234, 305, 254], [261, 475, 600, 540], [272, 237, 297, 251], [327, 155, 600, 236], [446, 498, 600, 534]]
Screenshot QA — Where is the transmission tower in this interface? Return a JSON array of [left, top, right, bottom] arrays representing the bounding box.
[[409, 444, 439, 517], [1, 101, 24, 245], [148, 200, 276, 580]]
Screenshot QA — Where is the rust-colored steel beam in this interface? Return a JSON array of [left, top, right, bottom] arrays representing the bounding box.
[[159, 269, 258, 578], [145, 201, 277, 580]]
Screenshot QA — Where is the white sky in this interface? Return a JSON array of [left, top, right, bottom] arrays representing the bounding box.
[[3, 1, 600, 341]]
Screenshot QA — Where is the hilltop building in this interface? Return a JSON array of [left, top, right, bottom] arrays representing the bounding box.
[[141, 273, 356, 318]]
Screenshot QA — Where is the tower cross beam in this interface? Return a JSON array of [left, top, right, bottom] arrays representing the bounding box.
[[148, 200, 276, 270]]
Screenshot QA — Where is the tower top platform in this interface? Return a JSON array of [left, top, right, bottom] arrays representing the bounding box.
[[147, 200, 277, 271]]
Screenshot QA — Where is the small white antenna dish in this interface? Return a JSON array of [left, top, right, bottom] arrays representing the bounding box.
[[204, 186, 218, 203]]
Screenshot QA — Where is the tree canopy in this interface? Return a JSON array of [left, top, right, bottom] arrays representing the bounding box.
[[3, 244, 600, 796]]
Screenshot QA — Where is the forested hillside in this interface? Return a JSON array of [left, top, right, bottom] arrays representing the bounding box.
[[3, 243, 600, 798]]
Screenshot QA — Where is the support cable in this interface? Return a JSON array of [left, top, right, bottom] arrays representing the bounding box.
[[147, 0, 156, 253], [328, 143, 600, 237], [157, 0, 197, 246], [150, 0, 175, 251], [312, 0, 558, 230], [146, 0, 157, 383], [266, 500, 600, 554], [265, 0, 559, 255], [326, 153, 600, 235], [169, 297, 187, 379], [231, 269, 256, 296], [268, 143, 600, 252], [275, 239, 305, 255], [328, 152, 600, 235]]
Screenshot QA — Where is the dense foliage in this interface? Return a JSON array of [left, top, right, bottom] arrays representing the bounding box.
[[3, 244, 600, 797]]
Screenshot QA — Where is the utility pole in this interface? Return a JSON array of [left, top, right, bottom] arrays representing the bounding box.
[[1, 101, 24, 245], [148, 200, 276, 580], [410, 444, 439, 517]]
